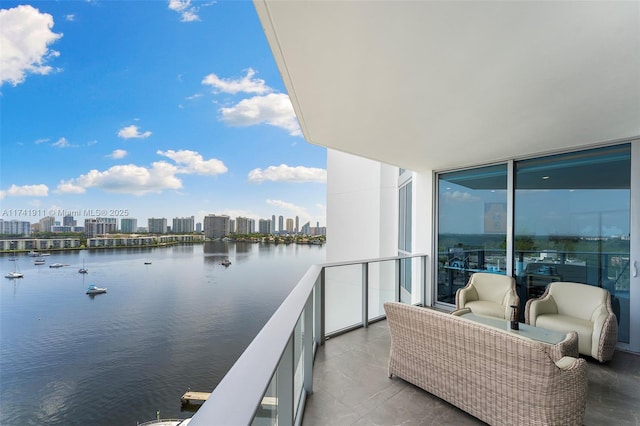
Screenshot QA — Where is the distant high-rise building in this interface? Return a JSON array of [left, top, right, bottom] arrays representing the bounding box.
[[196, 222, 202, 232], [271, 215, 276, 234], [172, 216, 194, 233], [236, 217, 252, 234], [204, 214, 230, 239], [278, 215, 284, 233], [286, 218, 294, 233], [39, 216, 55, 233], [63, 215, 76, 227], [301, 221, 311, 235], [259, 219, 272, 234], [84, 218, 117, 236], [121, 218, 138, 233], [0, 219, 31, 236], [295, 216, 299, 234], [148, 218, 168, 234], [229, 219, 235, 233]]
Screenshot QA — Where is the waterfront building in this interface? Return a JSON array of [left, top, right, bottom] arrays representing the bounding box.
[[189, 2, 640, 425], [38, 216, 55, 233], [148, 218, 168, 234], [300, 221, 310, 235], [0, 220, 31, 237], [235, 217, 249, 234], [295, 216, 299, 234], [271, 215, 276, 235], [86, 234, 204, 248], [0, 238, 81, 251], [84, 218, 117, 237], [278, 215, 284, 234], [203, 214, 230, 239], [196, 222, 202, 233], [120, 218, 138, 233], [259, 219, 272, 235], [285, 218, 294, 233], [172, 216, 194, 234], [62, 215, 76, 227]]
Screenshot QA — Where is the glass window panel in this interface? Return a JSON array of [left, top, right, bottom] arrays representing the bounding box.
[[437, 164, 508, 304], [514, 144, 630, 343]]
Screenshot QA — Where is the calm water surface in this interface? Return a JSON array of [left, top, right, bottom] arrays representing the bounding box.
[[0, 242, 325, 425]]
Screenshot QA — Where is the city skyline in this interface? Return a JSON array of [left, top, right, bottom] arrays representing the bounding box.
[[0, 2, 326, 228]]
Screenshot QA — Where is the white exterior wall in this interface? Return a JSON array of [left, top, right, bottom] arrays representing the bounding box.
[[326, 149, 398, 263]]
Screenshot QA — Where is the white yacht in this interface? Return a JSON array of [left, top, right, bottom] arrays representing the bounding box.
[[85, 284, 107, 295]]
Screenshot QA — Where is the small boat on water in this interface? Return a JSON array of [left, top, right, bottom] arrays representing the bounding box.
[[34, 259, 46, 265], [79, 260, 88, 274], [86, 284, 107, 295], [144, 260, 152, 265], [49, 263, 64, 268], [5, 258, 23, 278], [221, 258, 231, 266]]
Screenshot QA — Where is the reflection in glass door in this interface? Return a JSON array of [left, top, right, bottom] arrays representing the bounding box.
[[436, 164, 508, 305], [514, 144, 631, 343]]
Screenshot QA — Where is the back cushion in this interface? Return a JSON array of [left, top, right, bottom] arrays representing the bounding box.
[[549, 282, 607, 320], [472, 273, 514, 304]]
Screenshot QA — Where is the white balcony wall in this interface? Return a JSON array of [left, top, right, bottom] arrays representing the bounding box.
[[326, 149, 398, 262]]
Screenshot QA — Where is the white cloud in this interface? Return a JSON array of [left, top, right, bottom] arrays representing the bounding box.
[[117, 125, 152, 139], [248, 164, 326, 183], [168, 0, 200, 22], [443, 190, 475, 202], [202, 68, 271, 95], [52, 137, 75, 148], [0, 5, 63, 86], [65, 14, 75, 22], [56, 162, 182, 195], [157, 149, 227, 175], [220, 93, 301, 136], [34, 138, 49, 144], [55, 149, 224, 196], [109, 149, 127, 159], [266, 199, 314, 221], [0, 183, 49, 199]]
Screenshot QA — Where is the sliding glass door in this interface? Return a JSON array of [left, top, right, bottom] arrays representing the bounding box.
[[436, 164, 508, 305], [434, 143, 636, 348], [514, 145, 631, 342]]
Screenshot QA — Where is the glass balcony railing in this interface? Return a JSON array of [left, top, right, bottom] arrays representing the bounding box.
[[188, 253, 428, 426]]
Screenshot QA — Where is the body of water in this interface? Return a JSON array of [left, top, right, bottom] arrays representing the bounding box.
[[0, 242, 325, 425]]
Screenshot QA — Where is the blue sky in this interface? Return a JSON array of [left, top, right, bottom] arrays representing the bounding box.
[[0, 1, 326, 229]]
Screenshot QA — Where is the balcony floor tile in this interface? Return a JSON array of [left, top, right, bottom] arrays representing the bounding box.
[[303, 320, 640, 426]]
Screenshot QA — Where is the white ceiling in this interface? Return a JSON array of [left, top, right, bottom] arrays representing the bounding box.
[[255, 1, 640, 172]]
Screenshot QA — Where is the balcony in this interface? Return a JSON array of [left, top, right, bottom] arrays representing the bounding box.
[[188, 254, 640, 425], [303, 320, 640, 425]]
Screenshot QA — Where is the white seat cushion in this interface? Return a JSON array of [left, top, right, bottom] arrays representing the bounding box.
[[535, 314, 593, 356], [465, 300, 505, 319]]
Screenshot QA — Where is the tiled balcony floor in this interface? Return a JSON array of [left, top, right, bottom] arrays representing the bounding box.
[[302, 320, 640, 426]]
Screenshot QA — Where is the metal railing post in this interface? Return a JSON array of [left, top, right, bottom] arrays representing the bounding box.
[[319, 267, 325, 345], [303, 295, 314, 395], [421, 254, 427, 307], [362, 262, 369, 327], [395, 258, 401, 302]]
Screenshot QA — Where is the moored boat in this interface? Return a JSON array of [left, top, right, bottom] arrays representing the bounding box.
[[86, 284, 107, 295], [5, 258, 23, 278], [49, 263, 64, 268]]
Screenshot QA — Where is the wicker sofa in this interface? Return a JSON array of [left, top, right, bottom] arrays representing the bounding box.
[[384, 302, 588, 426]]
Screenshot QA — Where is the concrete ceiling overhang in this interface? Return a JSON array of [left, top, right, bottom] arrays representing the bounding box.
[[254, 1, 640, 172]]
